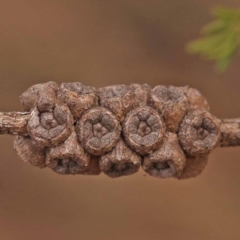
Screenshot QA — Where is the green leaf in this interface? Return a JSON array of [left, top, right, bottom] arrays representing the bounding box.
[[201, 20, 226, 35], [187, 6, 240, 72]]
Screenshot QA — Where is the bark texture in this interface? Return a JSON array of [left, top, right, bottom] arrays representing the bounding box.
[[0, 112, 30, 136], [220, 119, 240, 147]]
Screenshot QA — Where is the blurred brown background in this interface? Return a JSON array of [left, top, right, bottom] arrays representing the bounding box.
[[0, 0, 240, 239]]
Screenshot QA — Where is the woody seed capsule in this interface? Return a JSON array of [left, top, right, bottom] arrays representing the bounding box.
[[76, 107, 121, 156], [14, 136, 46, 168], [178, 109, 220, 155], [176, 154, 209, 179], [129, 84, 151, 107], [81, 156, 102, 175], [99, 138, 141, 178], [20, 81, 58, 111], [58, 82, 98, 121], [27, 103, 73, 147], [46, 130, 90, 175], [187, 88, 210, 111], [149, 85, 189, 132], [143, 132, 186, 178], [123, 106, 165, 155], [98, 84, 136, 122]]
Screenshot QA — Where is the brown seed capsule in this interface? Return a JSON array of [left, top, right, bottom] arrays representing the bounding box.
[[76, 107, 121, 156], [58, 82, 98, 121], [176, 154, 209, 179], [178, 109, 220, 155], [123, 106, 165, 155], [14, 136, 46, 168], [142, 132, 186, 178], [81, 156, 101, 175], [187, 88, 210, 111], [20, 81, 58, 111], [149, 85, 189, 132], [27, 103, 73, 147], [129, 84, 151, 107], [98, 85, 136, 122], [46, 130, 90, 175], [99, 138, 141, 178]]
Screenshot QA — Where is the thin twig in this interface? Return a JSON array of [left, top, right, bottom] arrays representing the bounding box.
[[0, 112, 30, 136], [1, 111, 240, 148], [220, 119, 240, 147]]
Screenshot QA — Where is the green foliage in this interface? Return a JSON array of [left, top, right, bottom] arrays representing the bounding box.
[[187, 6, 240, 72]]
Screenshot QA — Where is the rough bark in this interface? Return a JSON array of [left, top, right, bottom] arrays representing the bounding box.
[[220, 119, 240, 147], [0, 112, 30, 136]]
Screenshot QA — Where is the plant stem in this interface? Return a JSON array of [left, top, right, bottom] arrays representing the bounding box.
[[220, 118, 240, 147], [1, 111, 240, 148], [0, 112, 30, 136]]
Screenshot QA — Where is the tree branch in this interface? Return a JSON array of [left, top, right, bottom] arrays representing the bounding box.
[[1, 111, 240, 148], [0, 112, 30, 136], [220, 119, 240, 147]]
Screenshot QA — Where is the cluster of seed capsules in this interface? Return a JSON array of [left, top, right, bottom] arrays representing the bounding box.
[[14, 81, 221, 179]]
